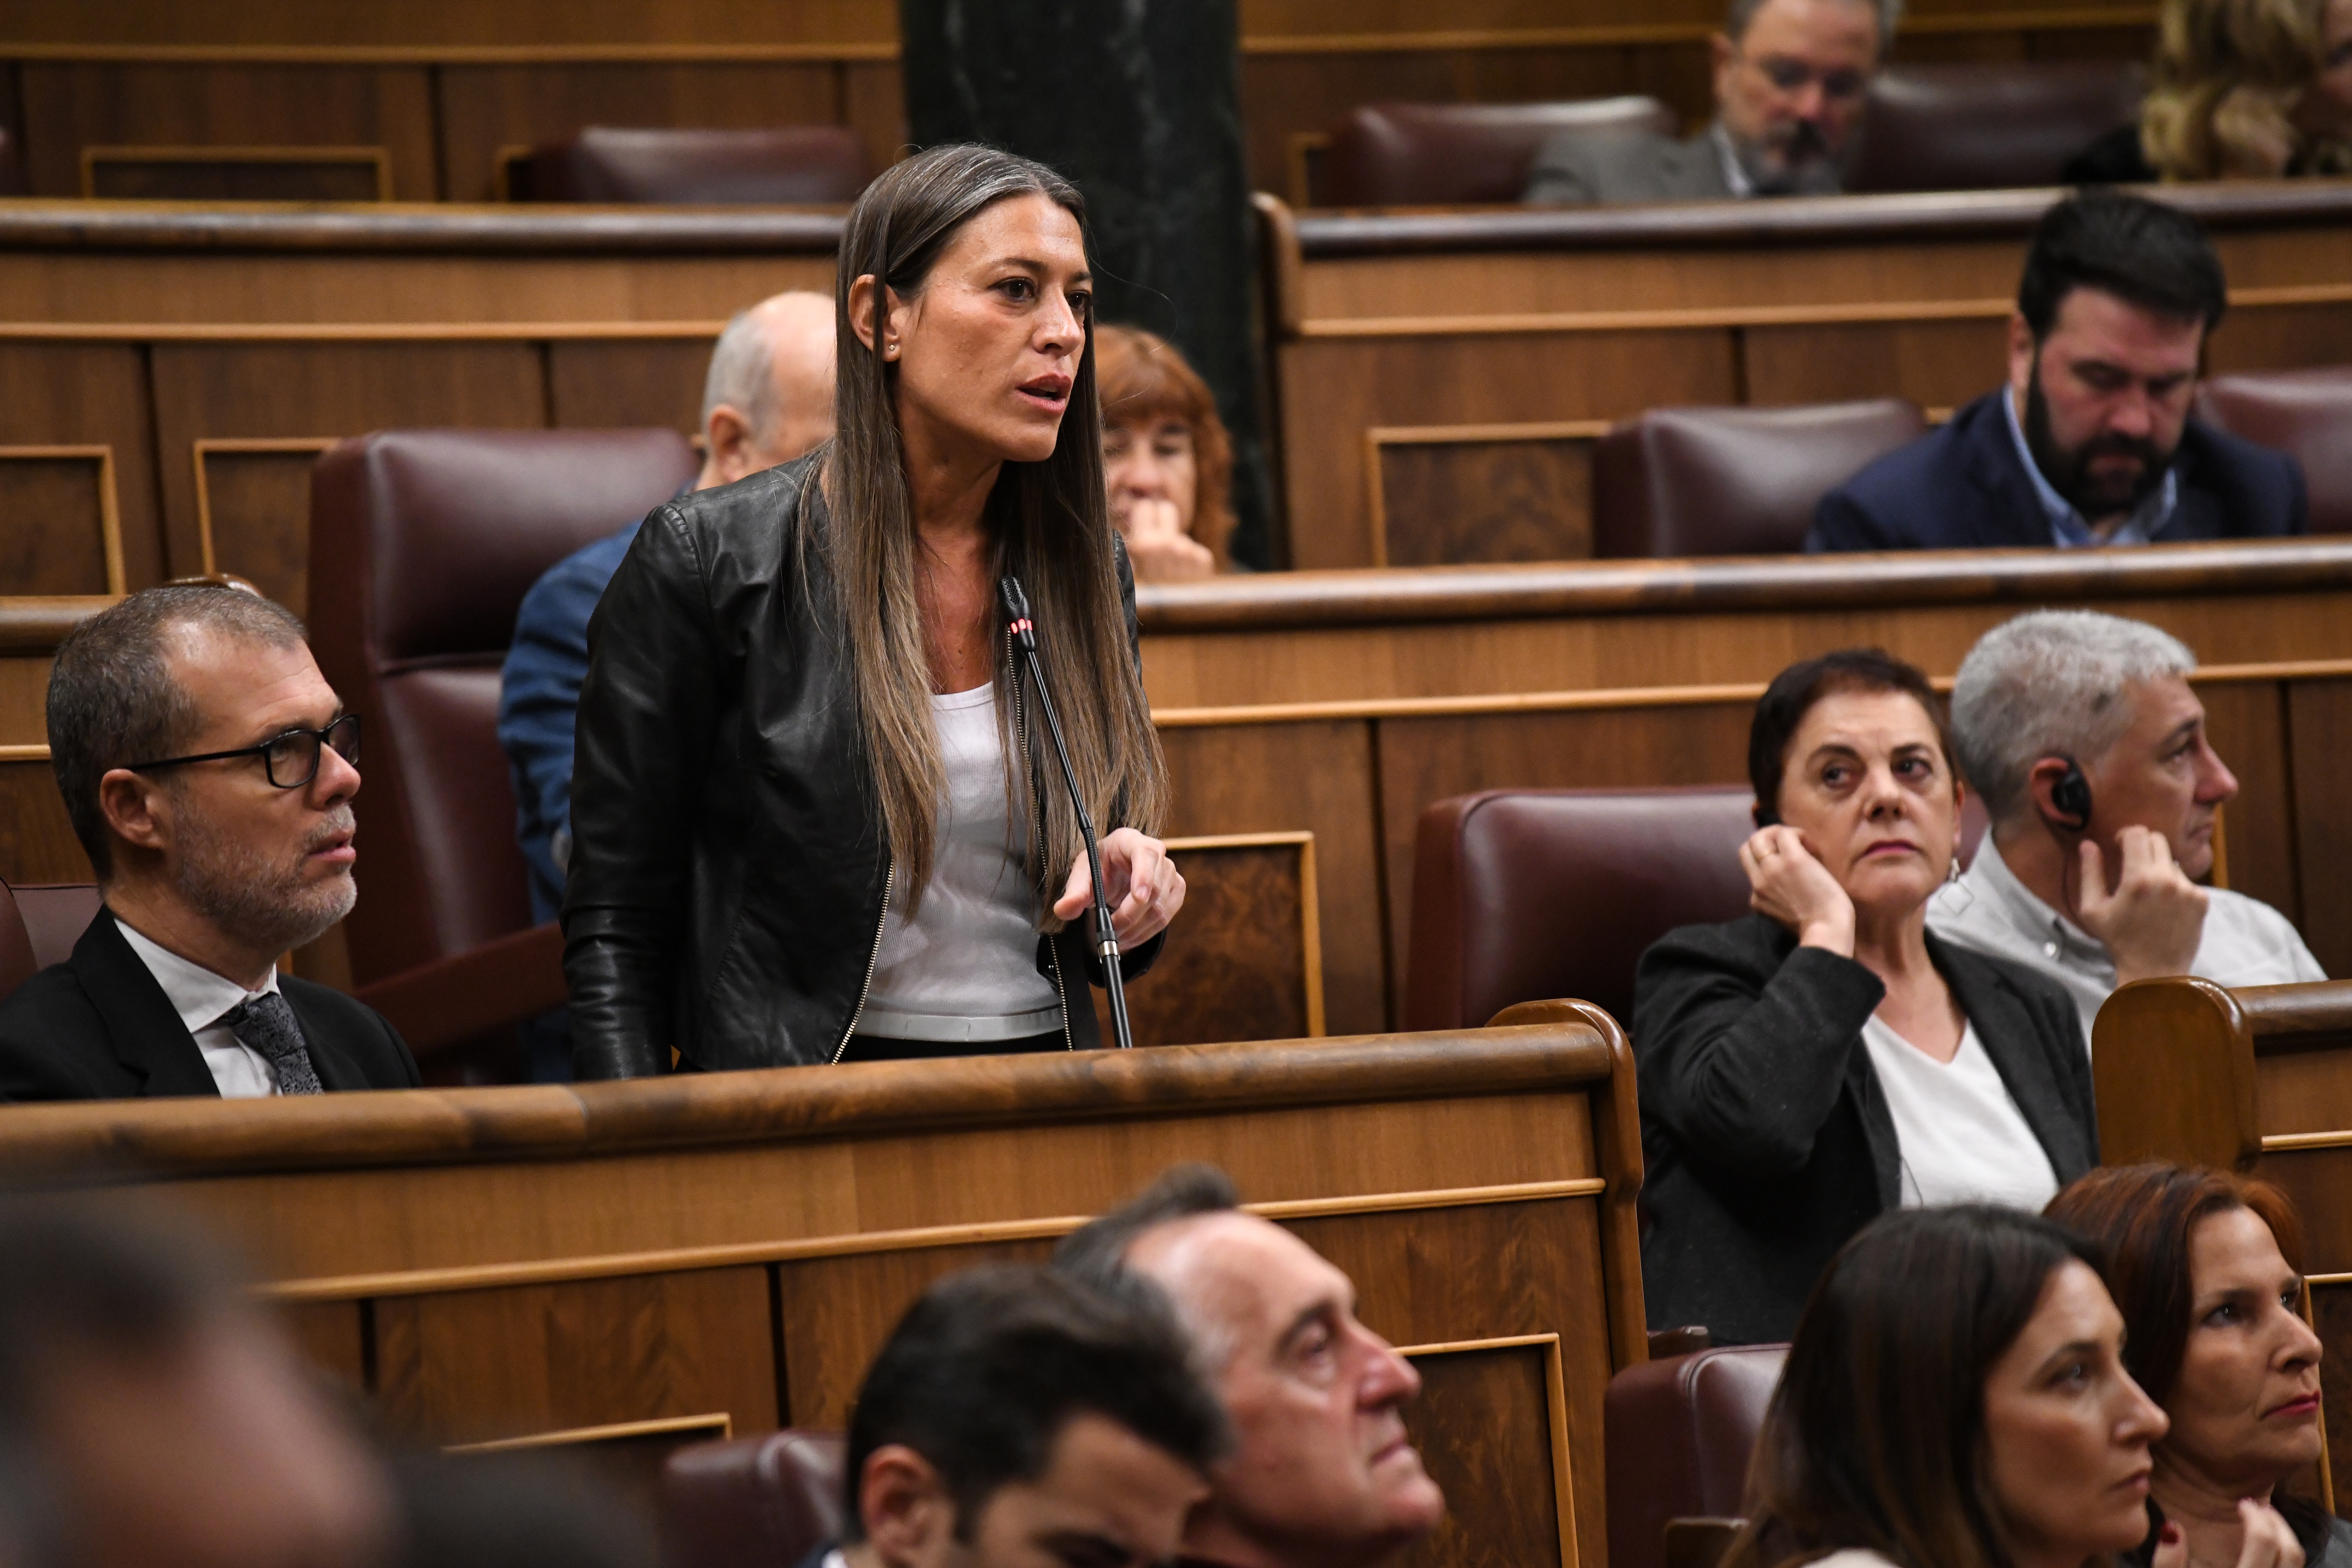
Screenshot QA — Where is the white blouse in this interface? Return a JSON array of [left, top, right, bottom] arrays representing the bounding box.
[[1859, 1015, 2059, 1212]]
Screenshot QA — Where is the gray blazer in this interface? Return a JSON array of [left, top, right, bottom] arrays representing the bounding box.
[[1523, 127, 1736, 205]]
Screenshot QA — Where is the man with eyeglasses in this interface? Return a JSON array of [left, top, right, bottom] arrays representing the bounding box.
[[0, 583, 420, 1101], [1524, 0, 1888, 205]]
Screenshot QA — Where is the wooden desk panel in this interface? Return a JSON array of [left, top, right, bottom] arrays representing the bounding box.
[[0, 1018, 1644, 1568]]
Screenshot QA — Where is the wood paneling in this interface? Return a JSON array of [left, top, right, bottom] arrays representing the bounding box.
[[0, 753, 90, 885], [21, 62, 436, 200], [193, 441, 334, 613], [1098, 834, 1323, 1047], [546, 340, 710, 433], [2197, 682, 2297, 931], [84, 146, 393, 202], [1158, 720, 1385, 1036], [1372, 427, 1603, 567], [2314, 1281, 2352, 1509], [375, 1266, 778, 1446], [2288, 682, 2352, 980], [274, 1298, 368, 1393], [0, 447, 120, 598], [0, 346, 161, 589], [1399, 1340, 1574, 1568]]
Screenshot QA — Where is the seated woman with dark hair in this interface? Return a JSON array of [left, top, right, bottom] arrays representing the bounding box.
[[1093, 325, 1237, 582], [2049, 1164, 2344, 1568], [1730, 1205, 2174, 1568], [1631, 650, 2099, 1345]]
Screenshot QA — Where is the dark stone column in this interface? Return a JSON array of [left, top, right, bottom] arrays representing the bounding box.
[[898, 0, 1276, 569]]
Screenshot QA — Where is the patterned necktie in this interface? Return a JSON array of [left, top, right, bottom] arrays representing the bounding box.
[[224, 992, 324, 1096]]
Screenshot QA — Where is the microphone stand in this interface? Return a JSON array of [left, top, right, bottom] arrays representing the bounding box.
[[1000, 574, 1133, 1051]]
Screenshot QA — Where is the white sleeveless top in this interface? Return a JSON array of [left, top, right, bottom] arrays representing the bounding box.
[[857, 683, 1063, 1043]]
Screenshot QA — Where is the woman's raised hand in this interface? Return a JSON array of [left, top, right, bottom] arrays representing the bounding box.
[[1118, 497, 1216, 582], [2153, 1502, 2306, 1568], [1738, 824, 1856, 956], [1054, 826, 1187, 947]]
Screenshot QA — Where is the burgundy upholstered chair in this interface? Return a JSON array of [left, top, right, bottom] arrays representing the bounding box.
[[1321, 98, 1679, 206], [1592, 401, 1927, 558], [659, 1430, 845, 1568], [9, 882, 101, 976], [520, 126, 870, 204], [308, 428, 699, 1079], [1406, 786, 1759, 1032], [1606, 1345, 1789, 1568], [1844, 60, 2146, 193], [2195, 367, 2352, 536]]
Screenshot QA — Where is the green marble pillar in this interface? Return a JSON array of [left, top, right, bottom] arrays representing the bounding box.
[[899, 0, 1276, 568]]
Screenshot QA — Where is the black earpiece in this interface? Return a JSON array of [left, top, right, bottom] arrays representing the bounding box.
[[2048, 756, 2094, 832]]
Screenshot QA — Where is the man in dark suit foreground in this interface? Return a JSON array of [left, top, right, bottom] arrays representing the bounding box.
[[823, 1266, 1226, 1568], [0, 583, 420, 1100], [1524, 0, 1888, 204], [1809, 190, 2307, 552]]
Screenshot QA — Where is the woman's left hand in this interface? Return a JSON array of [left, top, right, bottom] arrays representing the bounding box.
[[1054, 828, 1186, 947]]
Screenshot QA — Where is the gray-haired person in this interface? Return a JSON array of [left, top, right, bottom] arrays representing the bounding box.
[[1930, 610, 2323, 1044], [1524, 0, 1896, 204]]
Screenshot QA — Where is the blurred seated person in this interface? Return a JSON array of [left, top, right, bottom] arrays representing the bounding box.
[[1095, 324, 1236, 582], [2068, 0, 2352, 182], [1524, 0, 1888, 203], [830, 1265, 1228, 1568], [1726, 1206, 2180, 1568], [0, 586, 420, 1101], [1810, 190, 2305, 551], [1934, 611, 2323, 1047], [498, 289, 836, 926], [1632, 650, 2096, 1345], [2049, 1165, 2349, 1568], [1057, 1164, 1447, 1568], [0, 1193, 397, 1568]]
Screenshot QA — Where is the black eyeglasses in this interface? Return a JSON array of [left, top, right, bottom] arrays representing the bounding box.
[[127, 714, 362, 790]]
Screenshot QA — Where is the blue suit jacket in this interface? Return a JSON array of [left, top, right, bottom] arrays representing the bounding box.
[[497, 521, 642, 924], [1806, 389, 2307, 552]]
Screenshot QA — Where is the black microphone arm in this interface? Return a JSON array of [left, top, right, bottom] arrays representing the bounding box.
[[999, 574, 1133, 1051]]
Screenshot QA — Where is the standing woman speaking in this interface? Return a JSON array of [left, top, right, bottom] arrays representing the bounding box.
[[564, 145, 1184, 1077]]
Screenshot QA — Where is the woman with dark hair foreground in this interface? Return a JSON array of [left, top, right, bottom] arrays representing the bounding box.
[[1730, 1206, 2170, 1568], [565, 144, 1183, 1076], [2050, 1164, 2341, 1568], [1631, 650, 2098, 1344]]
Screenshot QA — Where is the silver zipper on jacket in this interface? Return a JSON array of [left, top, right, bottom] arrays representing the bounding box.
[[1013, 627, 1077, 1052], [832, 853, 892, 1066]]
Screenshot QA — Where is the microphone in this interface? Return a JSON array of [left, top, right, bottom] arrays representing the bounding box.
[[1000, 573, 1133, 1052]]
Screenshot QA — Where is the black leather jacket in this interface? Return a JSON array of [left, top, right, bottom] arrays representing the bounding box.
[[563, 452, 1162, 1078]]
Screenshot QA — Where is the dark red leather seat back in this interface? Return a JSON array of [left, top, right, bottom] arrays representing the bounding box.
[[1606, 1345, 1789, 1568], [0, 882, 37, 1004], [2195, 367, 2352, 535], [1593, 400, 1926, 558], [11, 883, 101, 976], [1323, 98, 1678, 206], [1407, 786, 1757, 1032], [1845, 60, 2145, 193], [527, 126, 871, 204], [659, 1430, 845, 1568], [308, 429, 700, 988]]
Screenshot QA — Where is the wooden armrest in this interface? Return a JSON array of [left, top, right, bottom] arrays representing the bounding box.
[[351, 922, 567, 1059]]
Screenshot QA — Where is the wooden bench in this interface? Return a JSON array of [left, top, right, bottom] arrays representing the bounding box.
[[2094, 975, 2352, 1500], [0, 1010, 1642, 1568], [1261, 185, 2352, 568]]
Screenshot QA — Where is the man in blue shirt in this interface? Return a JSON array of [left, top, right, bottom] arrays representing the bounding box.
[[1808, 190, 2305, 552], [499, 291, 836, 932]]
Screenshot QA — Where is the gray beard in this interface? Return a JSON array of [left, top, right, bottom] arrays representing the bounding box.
[[1726, 122, 1849, 196], [172, 799, 358, 960]]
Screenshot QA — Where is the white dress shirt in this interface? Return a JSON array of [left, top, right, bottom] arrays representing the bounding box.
[[114, 920, 284, 1098], [1929, 836, 2326, 1049], [2000, 387, 2180, 548]]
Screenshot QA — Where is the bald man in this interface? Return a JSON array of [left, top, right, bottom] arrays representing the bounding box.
[[499, 291, 835, 946]]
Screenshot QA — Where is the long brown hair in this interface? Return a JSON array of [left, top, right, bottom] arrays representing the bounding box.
[[1093, 324, 1237, 569], [1728, 1206, 2110, 1568], [2142, 0, 2351, 178], [826, 144, 1168, 914], [2045, 1163, 2306, 1409]]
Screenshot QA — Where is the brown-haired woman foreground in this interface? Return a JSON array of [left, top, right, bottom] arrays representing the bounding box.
[[2050, 1164, 2344, 1568], [1093, 324, 1235, 581], [566, 144, 1184, 1076], [1631, 651, 2097, 1345], [1731, 1205, 2169, 1568]]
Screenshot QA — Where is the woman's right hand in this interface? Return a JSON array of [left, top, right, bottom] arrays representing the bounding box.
[[1739, 825, 1856, 956], [2152, 1502, 2305, 1568], [1114, 496, 1215, 582]]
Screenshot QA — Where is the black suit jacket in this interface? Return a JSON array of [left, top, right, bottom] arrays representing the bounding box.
[[1629, 913, 2098, 1346], [1807, 389, 2307, 552], [0, 909, 422, 1102]]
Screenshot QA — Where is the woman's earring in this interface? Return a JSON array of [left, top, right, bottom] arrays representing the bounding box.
[[1941, 851, 1974, 913]]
